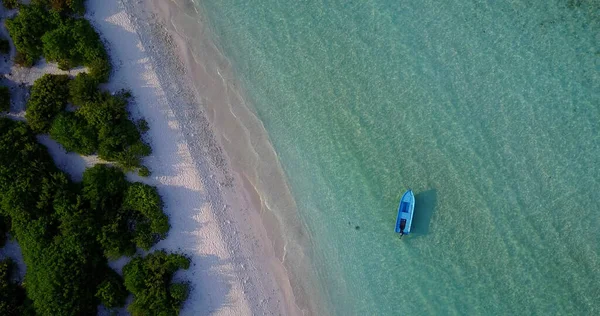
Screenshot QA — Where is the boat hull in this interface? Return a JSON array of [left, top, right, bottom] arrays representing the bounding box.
[[395, 189, 415, 235]]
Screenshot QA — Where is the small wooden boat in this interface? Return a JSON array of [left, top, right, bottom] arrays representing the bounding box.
[[395, 189, 415, 236]]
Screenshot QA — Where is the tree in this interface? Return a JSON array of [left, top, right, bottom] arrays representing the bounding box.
[[33, 0, 86, 14], [123, 183, 170, 250], [42, 18, 108, 72], [25, 74, 70, 133], [137, 118, 149, 133], [41, 23, 78, 70], [123, 251, 191, 316], [95, 269, 128, 308], [77, 92, 128, 129], [81, 164, 135, 258], [5, 5, 61, 66], [1, 0, 19, 10], [69, 73, 100, 106], [0, 119, 106, 316], [81, 164, 128, 214], [96, 119, 151, 170], [0, 87, 10, 112], [50, 112, 98, 155], [138, 166, 151, 177], [0, 115, 178, 315]]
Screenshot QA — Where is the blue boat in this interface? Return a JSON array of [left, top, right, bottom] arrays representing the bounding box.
[[395, 189, 415, 236]]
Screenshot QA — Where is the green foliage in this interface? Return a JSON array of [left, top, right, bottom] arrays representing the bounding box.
[[1, 0, 19, 10], [81, 164, 133, 258], [169, 283, 190, 303], [87, 57, 111, 83], [96, 269, 128, 308], [137, 118, 149, 133], [0, 39, 10, 55], [77, 92, 128, 129], [42, 17, 109, 76], [0, 87, 10, 112], [0, 106, 185, 315], [123, 183, 170, 250], [81, 165, 169, 257], [123, 251, 191, 316], [25, 235, 100, 315], [69, 72, 100, 106], [0, 119, 57, 219], [0, 118, 104, 315], [6, 4, 109, 80], [25, 74, 70, 133], [138, 166, 151, 177], [5, 5, 61, 67], [0, 259, 33, 316], [82, 164, 128, 213], [33, 0, 86, 14], [50, 112, 98, 155], [75, 92, 151, 169]]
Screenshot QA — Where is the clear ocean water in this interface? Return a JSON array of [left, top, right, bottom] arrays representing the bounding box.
[[193, 0, 599, 314]]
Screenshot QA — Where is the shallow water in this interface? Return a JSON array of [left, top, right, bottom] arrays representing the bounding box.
[[192, 0, 599, 314]]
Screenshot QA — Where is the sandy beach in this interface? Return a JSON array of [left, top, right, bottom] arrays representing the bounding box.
[[83, 0, 306, 315]]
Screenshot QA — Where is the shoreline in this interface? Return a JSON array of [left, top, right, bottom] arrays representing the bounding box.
[[87, 0, 317, 314], [143, 0, 327, 314]]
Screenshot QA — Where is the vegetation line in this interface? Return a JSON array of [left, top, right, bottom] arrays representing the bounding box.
[[0, 1, 191, 315]]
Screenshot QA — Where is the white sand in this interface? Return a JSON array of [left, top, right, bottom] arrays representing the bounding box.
[[84, 0, 302, 315]]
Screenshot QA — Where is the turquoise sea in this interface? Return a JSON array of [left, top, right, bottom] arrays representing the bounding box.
[[192, 0, 599, 314]]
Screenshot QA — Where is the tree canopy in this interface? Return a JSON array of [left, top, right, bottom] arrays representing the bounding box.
[[5, 5, 61, 66], [24, 74, 70, 133], [123, 251, 191, 316], [6, 4, 109, 80], [0, 118, 185, 315], [50, 112, 98, 155], [32, 0, 86, 14]]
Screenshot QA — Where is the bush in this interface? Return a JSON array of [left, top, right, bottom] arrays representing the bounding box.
[[5, 5, 61, 66], [0, 87, 10, 112], [50, 112, 98, 155], [82, 164, 128, 214], [96, 119, 150, 170], [138, 166, 151, 177], [1, 0, 19, 10], [25, 236, 101, 315], [77, 92, 128, 129], [6, 4, 109, 79], [81, 165, 169, 257], [0, 39, 10, 55], [87, 57, 111, 83], [123, 251, 191, 316], [95, 269, 128, 308], [69, 73, 100, 106], [123, 183, 169, 250], [42, 18, 109, 75], [33, 0, 85, 14], [0, 117, 177, 315], [25, 74, 70, 133], [137, 118, 149, 133], [0, 119, 105, 315], [81, 164, 134, 258]]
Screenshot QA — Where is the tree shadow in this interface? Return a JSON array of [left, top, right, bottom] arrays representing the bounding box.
[[410, 188, 437, 237]]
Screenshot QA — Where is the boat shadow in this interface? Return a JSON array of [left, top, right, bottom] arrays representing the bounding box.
[[410, 188, 437, 237]]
